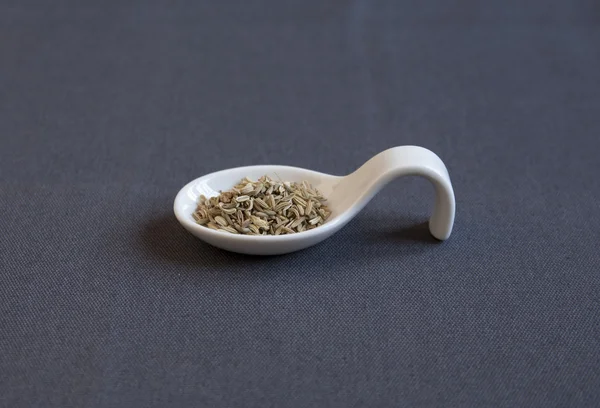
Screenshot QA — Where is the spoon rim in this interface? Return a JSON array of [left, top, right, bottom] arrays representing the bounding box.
[[174, 165, 345, 241]]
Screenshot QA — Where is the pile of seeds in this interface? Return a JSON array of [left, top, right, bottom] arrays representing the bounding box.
[[193, 175, 331, 235]]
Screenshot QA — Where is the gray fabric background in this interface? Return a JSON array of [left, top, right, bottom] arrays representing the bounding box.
[[1, 1, 599, 407]]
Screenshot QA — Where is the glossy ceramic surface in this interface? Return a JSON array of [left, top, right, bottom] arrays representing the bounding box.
[[174, 146, 455, 255]]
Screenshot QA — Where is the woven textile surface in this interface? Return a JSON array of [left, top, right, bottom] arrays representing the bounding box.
[[1, 1, 599, 406]]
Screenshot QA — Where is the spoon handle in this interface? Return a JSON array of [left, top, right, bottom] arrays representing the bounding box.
[[347, 146, 456, 240]]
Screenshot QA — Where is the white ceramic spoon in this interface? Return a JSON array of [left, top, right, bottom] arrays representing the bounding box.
[[174, 145, 455, 255]]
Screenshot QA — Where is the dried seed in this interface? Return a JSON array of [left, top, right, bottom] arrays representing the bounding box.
[[251, 216, 269, 229], [274, 219, 287, 229], [220, 192, 234, 203], [208, 207, 222, 216], [274, 201, 289, 212], [193, 217, 209, 225], [252, 183, 264, 196], [305, 200, 313, 216], [222, 201, 237, 208], [240, 183, 254, 194], [292, 195, 307, 207], [220, 206, 237, 215], [290, 217, 306, 228], [318, 208, 328, 218], [306, 188, 318, 197], [254, 198, 268, 209], [219, 226, 238, 234], [214, 216, 228, 227], [289, 207, 300, 219], [298, 204, 305, 216], [193, 175, 330, 235], [309, 216, 322, 225], [222, 212, 233, 226]]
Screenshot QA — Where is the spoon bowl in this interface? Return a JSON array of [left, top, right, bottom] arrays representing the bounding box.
[[174, 146, 455, 255]]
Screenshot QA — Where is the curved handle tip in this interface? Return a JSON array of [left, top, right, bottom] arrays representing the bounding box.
[[350, 146, 456, 240]]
